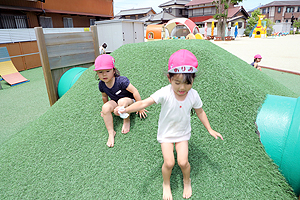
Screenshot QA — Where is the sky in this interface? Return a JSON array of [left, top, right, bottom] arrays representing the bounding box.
[[113, 0, 292, 15]]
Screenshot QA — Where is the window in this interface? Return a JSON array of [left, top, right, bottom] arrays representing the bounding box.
[[286, 19, 289, 22], [278, 7, 282, 13], [90, 19, 96, 26], [275, 20, 281, 23], [262, 8, 266, 14], [286, 7, 294, 13], [39, 16, 53, 28], [298, 7, 300, 12], [0, 15, 28, 29], [63, 17, 73, 28], [238, 22, 243, 28]]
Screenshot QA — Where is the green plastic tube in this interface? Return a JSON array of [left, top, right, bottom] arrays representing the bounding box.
[[256, 94, 300, 196], [57, 67, 87, 98]]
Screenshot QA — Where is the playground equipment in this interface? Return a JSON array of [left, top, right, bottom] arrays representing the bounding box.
[[57, 67, 87, 98], [0, 47, 29, 86], [146, 24, 165, 41], [256, 95, 300, 196], [146, 18, 200, 40], [250, 15, 267, 38], [234, 22, 238, 38], [204, 22, 208, 39], [211, 21, 215, 37]]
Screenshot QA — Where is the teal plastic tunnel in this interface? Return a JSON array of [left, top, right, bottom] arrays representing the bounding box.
[[256, 95, 300, 196], [57, 67, 87, 98]]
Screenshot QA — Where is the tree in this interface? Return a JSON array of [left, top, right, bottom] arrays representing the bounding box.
[[294, 19, 300, 29], [262, 18, 275, 36], [213, 0, 243, 40]]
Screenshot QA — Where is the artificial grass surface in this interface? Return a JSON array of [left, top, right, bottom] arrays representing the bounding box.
[[0, 40, 298, 199], [0, 67, 49, 145]]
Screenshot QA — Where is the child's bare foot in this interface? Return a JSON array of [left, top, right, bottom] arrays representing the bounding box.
[[121, 117, 130, 134], [106, 131, 116, 147], [163, 182, 173, 200], [183, 178, 192, 199]]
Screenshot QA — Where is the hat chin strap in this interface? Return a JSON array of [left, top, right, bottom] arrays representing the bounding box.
[[168, 65, 198, 73]]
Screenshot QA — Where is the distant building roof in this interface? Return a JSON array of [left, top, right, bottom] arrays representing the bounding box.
[[247, 5, 263, 13], [139, 11, 176, 22], [185, 0, 214, 6], [228, 6, 250, 18], [115, 7, 156, 17], [159, 0, 191, 7], [261, 1, 300, 8]]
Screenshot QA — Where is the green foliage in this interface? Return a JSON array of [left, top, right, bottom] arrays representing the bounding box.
[[294, 19, 300, 29], [263, 18, 275, 36], [0, 40, 297, 199]]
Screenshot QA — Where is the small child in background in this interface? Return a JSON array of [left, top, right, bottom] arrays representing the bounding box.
[[94, 54, 147, 147], [119, 49, 223, 199], [250, 54, 262, 71], [99, 43, 107, 55]]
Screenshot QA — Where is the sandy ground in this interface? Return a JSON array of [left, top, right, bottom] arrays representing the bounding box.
[[210, 34, 300, 74]]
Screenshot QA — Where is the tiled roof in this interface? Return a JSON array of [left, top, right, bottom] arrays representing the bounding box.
[[261, 1, 300, 8], [185, 0, 214, 6], [189, 15, 213, 22], [139, 11, 176, 22], [159, 0, 191, 7], [115, 7, 155, 16], [227, 6, 249, 18]]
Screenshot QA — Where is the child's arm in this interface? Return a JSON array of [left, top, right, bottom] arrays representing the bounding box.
[[121, 97, 155, 115], [102, 92, 109, 104], [195, 108, 223, 140], [126, 83, 148, 118]]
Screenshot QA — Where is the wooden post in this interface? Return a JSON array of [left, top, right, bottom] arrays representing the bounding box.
[[34, 27, 58, 106], [91, 25, 100, 58]]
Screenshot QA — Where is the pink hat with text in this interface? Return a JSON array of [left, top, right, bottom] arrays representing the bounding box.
[[168, 49, 198, 73], [94, 54, 115, 71]]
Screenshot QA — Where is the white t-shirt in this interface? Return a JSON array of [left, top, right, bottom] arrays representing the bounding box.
[[150, 84, 203, 143]]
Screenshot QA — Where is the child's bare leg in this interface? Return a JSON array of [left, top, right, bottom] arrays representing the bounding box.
[[102, 101, 118, 147], [175, 141, 192, 199], [115, 98, 134, 134], [122, 116, 131, 134], [161, 143, 175, 200]]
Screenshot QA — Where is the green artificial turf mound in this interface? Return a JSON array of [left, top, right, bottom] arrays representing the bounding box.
[[0, 40, 298, 199]]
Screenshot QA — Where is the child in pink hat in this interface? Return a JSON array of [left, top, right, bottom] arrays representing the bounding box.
[[119, 49, 223, 199], [250, 54, 262, 71], [94, 54, 147, 147]]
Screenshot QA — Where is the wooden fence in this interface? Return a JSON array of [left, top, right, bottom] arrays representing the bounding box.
[[35, 26, 99, 106]]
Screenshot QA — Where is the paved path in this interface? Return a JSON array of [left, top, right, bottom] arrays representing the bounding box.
[[210, 34, 300, 74]]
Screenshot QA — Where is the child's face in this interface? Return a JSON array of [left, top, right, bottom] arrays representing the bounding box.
[[169, 74, 193, 98], [96, 68, 114, 83], [257, 58, 262, 62]]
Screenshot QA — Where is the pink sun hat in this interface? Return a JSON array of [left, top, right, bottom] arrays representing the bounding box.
[[168, 49, 198, 73], [254, 54, 262, 59], [94, 54, 115, 71]]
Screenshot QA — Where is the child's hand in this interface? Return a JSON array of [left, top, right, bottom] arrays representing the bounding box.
[[209, 130, 223, 140], [136, 109, 148, 119]]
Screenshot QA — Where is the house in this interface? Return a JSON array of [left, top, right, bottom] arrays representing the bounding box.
[[259, 1, 300, 24], [139, 10, 177, 25], [0, 0, 113, 28], [185, 0, 249, 28], [158, 0, 191, 18], [114, 7, 156, 20]]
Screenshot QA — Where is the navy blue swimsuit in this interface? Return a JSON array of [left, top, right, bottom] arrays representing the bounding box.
[[99, 76, 134, 102]]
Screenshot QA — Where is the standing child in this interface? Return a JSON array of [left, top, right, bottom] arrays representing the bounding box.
[[94, 54, 147, 147], [250, 54, 262, 71], [119, 49, 223, 199]]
